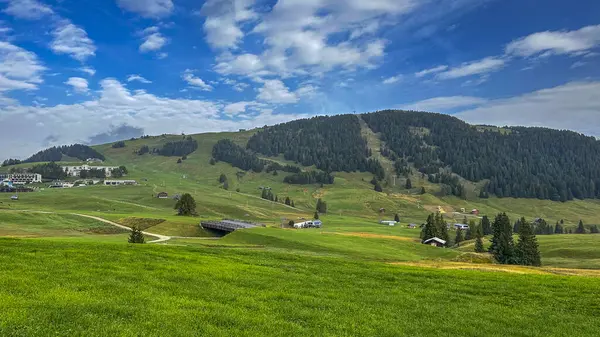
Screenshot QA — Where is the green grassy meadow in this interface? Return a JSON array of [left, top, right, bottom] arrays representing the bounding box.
[[1, 238, 600, 337], [2, 131, 600, 335]]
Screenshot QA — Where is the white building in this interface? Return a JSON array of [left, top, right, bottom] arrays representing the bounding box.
[[293, 220, 323, 229], [380, 220, 397, 226], [0, 173, 42, 184], [62, 165, 118, 177], [104, 180, 137, 186]]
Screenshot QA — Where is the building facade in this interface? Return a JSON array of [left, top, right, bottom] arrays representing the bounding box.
[[62, 165, 118, 177], [0, 173, 42, 184], [104, 180, 137, 186]]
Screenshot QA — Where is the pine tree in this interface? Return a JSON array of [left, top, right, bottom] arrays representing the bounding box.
[[394, 213, 400, 222], [554, 222, 563, 234], [314, 211, 319, 220], [219, 173, 227, 183], [420, 186, 426, 194], [481, 215, 492, 235], [590, 225, 599, 234], [576, 220, 586, 234], [515, 218, 541, 266], [374, 182, 383, 192], [128, 225, 145, 244], [291, 200, 295, 207], [405, 178, 412, 189], [489, 213, 515, 264], [174, 193, 197, 216], [275, 196, 278, 202], [223, 180, 229, 190], [421, 214, 438, 242], [513, 219, 521, 233], [261, 189, 268, 199], [285, 197, 291, 205], [436, 213, 449, 243], [465, 220, 476, 240], [455, 228, 464, 247]]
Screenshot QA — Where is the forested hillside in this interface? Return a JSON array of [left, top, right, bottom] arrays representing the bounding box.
[[246, 115, 385, 179], [362, 110, 600, 201], [2, 144, 105, 166]]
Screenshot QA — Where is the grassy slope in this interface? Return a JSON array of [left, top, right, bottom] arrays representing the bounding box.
[[1, 238, 599, 337]]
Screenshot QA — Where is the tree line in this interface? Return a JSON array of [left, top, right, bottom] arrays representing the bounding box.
[[246, 115, 385, 178], [283, 171, 334, 185], [3, 144, 105, 166], [212, 139, 265, 172], [362, 110, 600, 201]]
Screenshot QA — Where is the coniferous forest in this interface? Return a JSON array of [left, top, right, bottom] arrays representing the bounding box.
[[362, 110, 600, 201], [3, 144, 105, 165], [246, 115, 385, 178], [212, 139, 265, 172]]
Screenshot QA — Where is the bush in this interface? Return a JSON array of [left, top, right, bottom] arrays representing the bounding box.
[[128, 225, 145, 244]]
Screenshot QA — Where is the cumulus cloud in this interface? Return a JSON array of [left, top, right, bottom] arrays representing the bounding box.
[[115, 0, 174, 18], [506, 24, 600, 57], [0, 41, 46, 92], [456, 81, 600, 137], [50, 20, 96, 62], [64, 77, 89, 93], [3, 0, 53, 20], [79, 67, 96, 76], [257, 80, 298, 104], [199, 0, 257, 49], [127, 74, 152, 84], [0, 77, 312, 160], [383, 75, 402, 84], [139, 32, 168, 53], [436, 57, 505, 80], [401, 96, 488, 111], [182, 69, 212, 91]]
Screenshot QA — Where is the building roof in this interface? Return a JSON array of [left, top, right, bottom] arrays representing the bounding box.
[[423, 237, 446, 245]]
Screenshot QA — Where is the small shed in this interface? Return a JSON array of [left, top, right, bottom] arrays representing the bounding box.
[[380, 220, 397, 226], [408, 223, 417, 229], [423, 237, 446, 247], [157, 192, 169, 199]]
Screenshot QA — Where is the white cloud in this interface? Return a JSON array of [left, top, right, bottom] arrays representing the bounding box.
[[437, 57, 505, 80], [182, 70, 212, 91], [223, 100, 265, 115], [199, 0, 257, 49], [223, 78, 249, 92], [383, 75, 402, 84], [3, 0, 53, 20], [50, 20, 96, 62], [214, 53, 268, 77], [139, 32, 167, 52], [64, 77, 89, 93], [570, 61, 586, 69], [415, 65, 448, 78], [506, 25, 600, 57], [257, 79, 298, 104], [0, 78, 313, 160], [401, 96, 487, 111], [116, 0, 174, 18], [0, 41, 45, 92], [79, 67, 96, 76], [127, 74, 152, 84], [456, 81, 600, 137]]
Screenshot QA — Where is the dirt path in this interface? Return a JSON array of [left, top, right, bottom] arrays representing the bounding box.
[[73, 213, 171, 243]]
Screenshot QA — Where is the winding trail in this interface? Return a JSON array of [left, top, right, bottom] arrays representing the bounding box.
[[72, 213, 171, 243]]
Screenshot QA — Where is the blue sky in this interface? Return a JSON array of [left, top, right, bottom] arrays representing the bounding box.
[[1, 0, 599, 159]]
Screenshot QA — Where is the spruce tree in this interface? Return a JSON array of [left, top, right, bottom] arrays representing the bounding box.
[[465, 220, 476, 240], [455, 228, 464, 247], [291, 200, 295, 207], [314, 211, 319, 220], [394, 213, 400, 222], [285, 197, 291, 205], [513, 219, 521, 233], [374, 182, 383, 192], [436, 213, 449, 243], [515, 218, 541, 266], [489, 213, 515, 264], [421, 214, 438, 242], [554, 222, 563, 234], [590, 225, 599, 234], [420, 186, 426, 194], [128, 225, 145, 244], [405, 178, 412, 189], [576, 220, 586, 234], [481, 215, 492, 235]]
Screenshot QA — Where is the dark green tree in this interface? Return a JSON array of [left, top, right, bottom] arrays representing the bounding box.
[[554, 222, 563, 234], [405, 178, 412, 189], [455, 228, 464, 247], [223, 180, 229, 190], [285, 197, 291, 205], [394, 213, 400, 222], [314, 212, 319, 220], [219, 173, 228, 183], [420, 186, 426, 194], [435, 213, 449, 243], [576, 220, 586, 234], [128, 225, 145, 244], [209, 158, 216, 165], [515, 218, 542, 266], [489, 213, 515, 264], [421, 214, 438, 242], [481, 215, 492, 235], [374, 182, 383, 192], [590, 225, 599, 234], [316, 198, 327, 213], [174, 193, 197, 216], [291, 200, 295, 207], [474, 222, 485, 253]]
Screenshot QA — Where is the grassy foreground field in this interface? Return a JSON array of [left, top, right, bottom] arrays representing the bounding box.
[[1, 238, 600, 337]]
